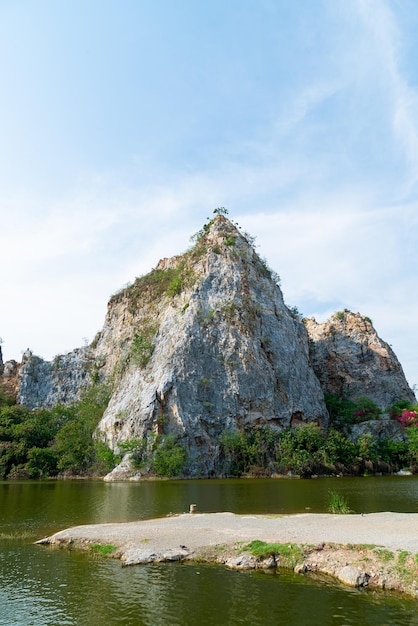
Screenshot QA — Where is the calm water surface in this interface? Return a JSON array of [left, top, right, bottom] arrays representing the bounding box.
[[0, 476, 417, 625]]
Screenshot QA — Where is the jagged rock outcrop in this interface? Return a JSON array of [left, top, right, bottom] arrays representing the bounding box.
[[8, 215, 416, 476], [0, 349, 20, 399], [304, 312, 415, 410], [349, 419, 407, 443], [18, 348, 94, 409], [93, 216, 328, 474]]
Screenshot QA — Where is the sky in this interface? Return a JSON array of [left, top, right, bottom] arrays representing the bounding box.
[[0, 0, 417, 392]]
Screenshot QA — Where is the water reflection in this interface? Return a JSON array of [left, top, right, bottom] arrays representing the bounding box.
[[0, 476, 417, 626], [3, 548, 416, 626]]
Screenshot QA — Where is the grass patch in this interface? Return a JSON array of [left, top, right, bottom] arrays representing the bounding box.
[[0, 530, 36, 541], [374, 548, 394, 562], [89, 544, 117, 555], [397, 550, 410, 568], [327, 490, 353, 514], [394, 550, 417, 586], [244, 540, 303, 568]]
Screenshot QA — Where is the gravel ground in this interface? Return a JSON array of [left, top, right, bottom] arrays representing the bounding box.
[[38, 511, 418, 555]]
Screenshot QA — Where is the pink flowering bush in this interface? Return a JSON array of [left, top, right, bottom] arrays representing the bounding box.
[[395, 410, 418, 428]]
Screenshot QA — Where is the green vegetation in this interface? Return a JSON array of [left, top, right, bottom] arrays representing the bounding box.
[[0, 530, 37, 540], [166, 274, 183, 297], [152, 435, 187, 477], [327, 490, 353, 514], [131, 324, 158, 368], [111, 257, 195, 314], [334, 309, 351, 321], [120, 433, 187, 478], [89, 544, 117, 555], [288, 305, 303, 320], [373, 548, 394, 562], [324, 394, 381, 427], [244, 540, 303, 568], [2, 370, 416, 483], [394, 550, 418, 585], [0, 383, 117, 479], [219, 420, 418, 478], [213, 206, 229, 216]]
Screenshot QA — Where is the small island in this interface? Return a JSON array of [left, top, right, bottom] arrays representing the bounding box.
[[37, 510, 418, 598]]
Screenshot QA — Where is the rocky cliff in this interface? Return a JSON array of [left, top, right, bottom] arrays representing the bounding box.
[[93, 215, 328, 474], [17, 348, 94, 409], [1, 215, 415, 475], [304, 312, 415, 411]]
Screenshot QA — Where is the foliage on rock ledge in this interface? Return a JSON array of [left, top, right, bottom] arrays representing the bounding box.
[[0, 383, 117, 479]]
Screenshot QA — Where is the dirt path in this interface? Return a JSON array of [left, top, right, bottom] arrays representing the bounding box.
[[38, 511, 418, 555]]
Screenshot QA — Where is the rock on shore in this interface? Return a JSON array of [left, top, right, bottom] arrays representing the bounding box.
[[37, 512, 418, 598]]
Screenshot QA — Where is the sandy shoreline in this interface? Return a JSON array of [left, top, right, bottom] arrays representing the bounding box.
[[37, 512, 418, 597]]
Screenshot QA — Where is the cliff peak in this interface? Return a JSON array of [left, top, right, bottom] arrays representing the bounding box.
[[7, 213, 415, 477], [304, 311, 415, 409]]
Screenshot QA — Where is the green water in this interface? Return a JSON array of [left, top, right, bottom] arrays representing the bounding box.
[[0, 476, 417, 625]]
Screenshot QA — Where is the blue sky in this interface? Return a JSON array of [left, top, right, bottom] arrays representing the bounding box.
[[0, 0, 417, 392]]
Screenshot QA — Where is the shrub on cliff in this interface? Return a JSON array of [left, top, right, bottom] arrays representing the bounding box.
[[324, 394, 381, 427], [152, 435, 187, 477]]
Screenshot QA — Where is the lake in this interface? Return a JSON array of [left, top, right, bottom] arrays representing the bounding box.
[[1, 476, 417, 625]]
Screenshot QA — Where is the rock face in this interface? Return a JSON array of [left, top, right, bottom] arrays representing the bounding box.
[[93, 216, 328, 474], [18, 348, 94, 409], [9, 215, 416, 475], [304, 312, 415, 410]]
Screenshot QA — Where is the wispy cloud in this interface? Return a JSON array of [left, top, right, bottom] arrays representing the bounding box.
[[354, 0, 418, 191], [1, 0, 417, 391]]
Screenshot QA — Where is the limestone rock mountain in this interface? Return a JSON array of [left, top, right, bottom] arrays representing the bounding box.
[[2, 215, 415, 476], [93, 215, 328, 474], [304, 312, 415, 411]]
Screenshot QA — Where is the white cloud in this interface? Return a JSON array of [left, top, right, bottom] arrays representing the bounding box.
[[354, 0, 418, 189], [1, 0, 417, 394]]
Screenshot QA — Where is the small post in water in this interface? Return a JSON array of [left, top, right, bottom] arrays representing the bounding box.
[[189, 504, 197, 514]]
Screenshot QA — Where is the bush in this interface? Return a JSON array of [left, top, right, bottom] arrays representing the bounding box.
[[152, 435, 187, 477], [388, 400, 414, 419], [323, 428, 357, 467], [0, 386, 16, 408], [53, 385, 111, 475], [356, 433, 378, 464], [276, 423, 328, 476], [119, 437, 150, 469], [324, 394, 380, 426], [166, 275, 183, 297], [26, 447, 58, 478], [0, 383, 112, 479], [406, 426, 418, 469], [396, 410, 418, 427], [220, 428, 279, 476], [131, 326, 158, 368], [352, 397, 381, 422], [376, 438, 407, 468]]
